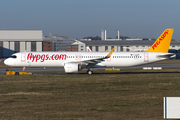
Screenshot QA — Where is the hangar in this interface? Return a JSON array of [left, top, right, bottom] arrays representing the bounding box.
[[0, 30, 43, 57], [70, 40, 180, 52], [43, 35, 75, 51]]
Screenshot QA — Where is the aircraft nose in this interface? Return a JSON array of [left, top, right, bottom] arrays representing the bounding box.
[[4, 59, 12, 66], [4, 59, 9, 65]]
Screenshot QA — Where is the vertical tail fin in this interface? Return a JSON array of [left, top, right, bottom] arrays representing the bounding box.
[[145, 28, 174, 53], [86, 47, 91, 52]]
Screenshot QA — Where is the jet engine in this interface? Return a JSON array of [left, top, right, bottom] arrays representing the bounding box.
[[64, 63, 81, 73]]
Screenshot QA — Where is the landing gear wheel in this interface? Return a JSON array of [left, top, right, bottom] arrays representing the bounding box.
[[15, 72, 19, 75], [87, 70, 93, 75]]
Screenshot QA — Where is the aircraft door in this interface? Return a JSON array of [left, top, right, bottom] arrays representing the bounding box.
[[144, 53, 149, 62], [21, 53, 31, 66], [21, 53, 26, 62]]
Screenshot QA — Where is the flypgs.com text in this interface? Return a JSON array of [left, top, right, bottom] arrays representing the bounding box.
[[27, 53, 67, 62]]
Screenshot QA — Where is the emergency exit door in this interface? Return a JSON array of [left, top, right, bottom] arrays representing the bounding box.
[[21, 53, 26, 62], [144, 53, 149, 62]]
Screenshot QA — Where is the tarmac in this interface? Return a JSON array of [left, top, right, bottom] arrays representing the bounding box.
[[1, 63, 180, 75]]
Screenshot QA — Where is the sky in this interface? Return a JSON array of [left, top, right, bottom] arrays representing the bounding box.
[[0, 0, 180, 40]]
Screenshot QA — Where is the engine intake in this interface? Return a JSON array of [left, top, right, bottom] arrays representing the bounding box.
[[64, 63, 81, 73]]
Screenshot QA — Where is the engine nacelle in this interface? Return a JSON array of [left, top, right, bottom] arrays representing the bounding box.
[[64, 63, 81, 73]]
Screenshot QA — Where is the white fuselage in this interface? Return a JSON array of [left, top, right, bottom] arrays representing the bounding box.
[[4, 51, 174, 68]]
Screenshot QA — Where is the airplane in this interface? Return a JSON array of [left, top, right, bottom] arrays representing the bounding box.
[[4, 28, 175, 75], [86, 47, 91, 51]]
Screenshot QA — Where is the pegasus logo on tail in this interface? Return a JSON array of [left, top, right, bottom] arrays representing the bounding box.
[[152, 30, 169, 50], [145, 28, 173, 53]]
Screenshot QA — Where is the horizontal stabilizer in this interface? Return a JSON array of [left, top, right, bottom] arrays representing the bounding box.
[[157, 53, 176, 59]]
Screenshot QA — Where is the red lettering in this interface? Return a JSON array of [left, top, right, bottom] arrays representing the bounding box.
[[41, 54, 45, 62], [152, 44, 157, 50], [60, 54, 66, 60], [51, 54, 55, 60], [55, 54, 59, 60], [152, 30, 169, 50], [32, 55, 36, 62], [156, 41, 160, 46], [159, 38, 163, 41], [27, 53, 67, 62], [27, 53, 32, 60], [35, 54, 40, 62], [161, 34, 166, 39], [45, 54, 49, 60]]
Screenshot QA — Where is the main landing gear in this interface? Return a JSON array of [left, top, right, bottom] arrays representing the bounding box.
[[87, 70, 93, 75]]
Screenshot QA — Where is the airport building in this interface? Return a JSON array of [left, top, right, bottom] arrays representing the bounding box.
[[69, 40, 180, 59], [0, 30, 75, 57], [0, 30, 43, 58], [72, 29, 174, 52], [42, 41, 52, 51], [43, 35, 75, 51], [70, 40, 180, 52]]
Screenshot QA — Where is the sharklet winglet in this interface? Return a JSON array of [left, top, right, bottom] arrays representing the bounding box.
[[106, 48, 115, 58]]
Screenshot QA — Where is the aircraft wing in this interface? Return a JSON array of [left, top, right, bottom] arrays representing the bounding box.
[[67, 48, 114, 65], [80, 58, 105, 64]]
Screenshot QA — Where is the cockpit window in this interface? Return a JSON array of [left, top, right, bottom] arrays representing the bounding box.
[[10, 55, 17, 58]]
